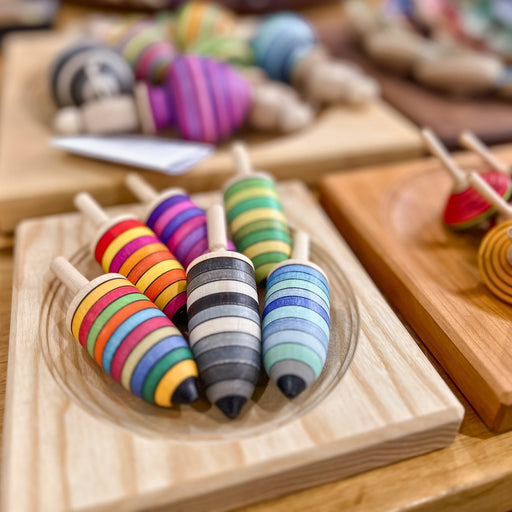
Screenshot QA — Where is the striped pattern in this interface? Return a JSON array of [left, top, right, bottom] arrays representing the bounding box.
[[250, 13, 316, 83], [478, 219, 512, 304], [175, 1, 236, 51], [188, 35, 254, 67], [443, 171, 512, 230], [50, 41, 134, 108], [262, 262, 330, 395], [105, 17, 177, 84], [186, 253, 261, 417], [93, 217, 188, 331], [145, 55, 252, 144], [145, 191, 236, 270], [223, 174, 292, 283], [67, 273, 198, 407]]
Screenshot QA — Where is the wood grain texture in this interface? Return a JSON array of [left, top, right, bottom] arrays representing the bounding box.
[[0, 30, 422, 236], [319, 148, 512, 432], [1, 182, 462, 512], [330, 33, 512, 149]]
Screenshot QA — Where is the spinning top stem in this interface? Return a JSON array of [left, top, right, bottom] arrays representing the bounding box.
[[231, 141, 253, 176], [125, 172, 158, 203], [207, 204, 228, 252], [292, 230, 309, 261], [467, 172, 512, 220], [422, 128, 467, 192], [51, 256, 88, 295], [460, 131, 510, 174], [74, 192, 110, 226]]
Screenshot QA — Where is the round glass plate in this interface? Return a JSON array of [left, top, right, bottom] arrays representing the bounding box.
[[40, 239, 359, 442]]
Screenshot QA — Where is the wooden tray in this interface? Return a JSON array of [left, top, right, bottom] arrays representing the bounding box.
[[0, 30, 423, 238], [319, 151, 512, 432], [1, 181, 462, 512], [315, 17, 512, 149]]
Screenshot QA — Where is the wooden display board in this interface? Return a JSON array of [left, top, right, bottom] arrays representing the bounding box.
[[0, 31, 423, 239], [320, 151, 512, 432], [1, 181, 462, 512]]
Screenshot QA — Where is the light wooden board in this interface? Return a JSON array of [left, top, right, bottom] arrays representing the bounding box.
[[0, 30, 423, 237], [319, 151, 512, 432], [1, 181, 462, 512]]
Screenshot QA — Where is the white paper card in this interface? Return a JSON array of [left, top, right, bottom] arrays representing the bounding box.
[[51, 135, 213, 175]]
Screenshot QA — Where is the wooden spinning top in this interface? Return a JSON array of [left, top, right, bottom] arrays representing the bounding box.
[[262, 230, 330, 399], [186, 204, 261, 419], [74, 192, 188, 332], [174, 0, 254, 66], [103, 16, 178, 84], [125, 173, 236, 269], [467, 172, 512, 304], [175, 1, 237, 51], [50, 257, 198, 406], [223, 142, 292, 284], [422, 128, 512, 230], [50, 41, 134, 108], [250, 12, 379, 105]]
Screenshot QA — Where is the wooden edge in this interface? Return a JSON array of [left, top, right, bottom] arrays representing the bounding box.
[[319, 175, 509, 432], [0, 138, 424, 233], [0, 231, 13, 250], [0, 222, 28, 512], [78, 410, 462, 512]]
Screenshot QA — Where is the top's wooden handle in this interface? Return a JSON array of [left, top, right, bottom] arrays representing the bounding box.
[[74, 192, 109, 227], [292, 230, 310, 261], [459, 131, 510, 174], [51, 256, 88, 296], [467, 171, 512, 220], [125, 173, 158, 203], [422, 128, 468, 192], [231, 142, 252, 176], [207, 204, 228, 253]]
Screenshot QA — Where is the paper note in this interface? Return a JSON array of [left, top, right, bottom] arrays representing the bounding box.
[[51, 135, 213, 175]]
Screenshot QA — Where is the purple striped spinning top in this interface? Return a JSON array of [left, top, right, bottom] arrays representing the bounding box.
[[138, 55, 252, 144]]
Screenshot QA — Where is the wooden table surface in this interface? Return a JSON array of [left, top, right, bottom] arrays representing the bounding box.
[[0, 4, 511, 512]]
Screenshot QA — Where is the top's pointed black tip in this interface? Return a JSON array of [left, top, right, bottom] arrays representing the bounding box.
[[277, 375, 306, 399], [172, 305, 189, 334], [215, 395, 247, 419], [171, 377, 199, 405]]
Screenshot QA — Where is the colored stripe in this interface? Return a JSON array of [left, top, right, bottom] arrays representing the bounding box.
[[102, 309, 166, 374], [264, 343, 324, 378], [145, 356, 197, 405], [71, 278, 129, 339]]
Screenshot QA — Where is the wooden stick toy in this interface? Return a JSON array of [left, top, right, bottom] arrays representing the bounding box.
[[125, 173, 235, 270], [74, 192, 188, 332], [467, 172, 512, 304], [54, 54, 313, 142], [223, 142, 292, 284], [174, 1, 237, 51], [459, 131, 511, 175], [99, 15, 178, 85], [174, 1, 254, 66], [262, 231, 330, 399], [49, 41, 134, 108], [51, 257, 198, 406], [186, 204, 261, 419], [250, 12, 379, 105], [422, 128, 512, 230]]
